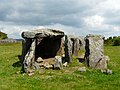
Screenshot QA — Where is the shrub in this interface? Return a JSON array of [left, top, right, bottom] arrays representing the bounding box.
[[113, 37, 120, 46], [0, 31, 8, 40]]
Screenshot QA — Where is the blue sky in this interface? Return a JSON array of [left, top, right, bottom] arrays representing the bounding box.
[[0, 0, 120, 38]]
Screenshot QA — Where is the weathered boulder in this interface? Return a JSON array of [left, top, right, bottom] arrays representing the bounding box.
[[53, 56, 63, 69], [84, 34, 107, 69]]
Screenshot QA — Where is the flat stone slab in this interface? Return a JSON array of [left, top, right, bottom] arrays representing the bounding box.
[[22, 29, 64, 39]]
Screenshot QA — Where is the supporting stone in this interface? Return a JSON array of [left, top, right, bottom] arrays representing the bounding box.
[[68, 35, 82, 56], [22, 39, 32, 61], [64, 35, 72, 63], [71, 38, 80, 56], [56, 38, 65, 56], [23, 39, 39, 73], [84, 34, 107, 69]]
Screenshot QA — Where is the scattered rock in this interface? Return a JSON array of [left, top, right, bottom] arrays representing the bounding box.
[[63, 62, 68, 67], [53, 56, 63, 69], [16, 71, 20, 74], [106, 69, 112, 74], [101, 69, 106, 73], [78, 67, 86, 72], [36, 57, 43, 63], [101, 69, 112, 74], [43, 62, 53, 69], [28, 72, 34, 76]]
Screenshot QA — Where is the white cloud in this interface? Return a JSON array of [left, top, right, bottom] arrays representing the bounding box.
[[0, 0, 120, 38], [83, 15, 104, 28]]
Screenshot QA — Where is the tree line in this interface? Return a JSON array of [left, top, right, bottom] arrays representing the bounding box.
[[104, 36, 120, 46]]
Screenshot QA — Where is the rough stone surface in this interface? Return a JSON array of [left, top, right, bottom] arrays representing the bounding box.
[[56, 38, 65, 56], [22, 29, 65, 73], [69, 35, 82, 56], [53, 56, 63, 69], [101, 69, 112, 74], [23, 39, 39, 73], [36, 57, 43, 63], [22, 29, 64, 39], [84, 34, 107, 69], [63, 62, 68, 67], [64, 35, 73, 63], [38, 58, 55, 69]]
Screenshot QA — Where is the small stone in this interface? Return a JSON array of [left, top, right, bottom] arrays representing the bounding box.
[[36, 57, 43, 63], [53, 56, 63, 69], [43, 62, 53, 69], [16, 71, 20, 74], [101, 69, 106, 73], [107, 69, 112, 74], [101, 69, 112, 74], [63, 62, 68, 67], [78, 67, 86, 72], [28, 72, 34, 76]]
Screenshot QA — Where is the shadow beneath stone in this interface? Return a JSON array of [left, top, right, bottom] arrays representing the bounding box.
[[76, 58, 85, 63], [12, 55, 22, 67], [12, 55, 24, 73]]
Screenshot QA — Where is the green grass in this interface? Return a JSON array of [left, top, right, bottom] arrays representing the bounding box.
[[0, 43, 120, 90]]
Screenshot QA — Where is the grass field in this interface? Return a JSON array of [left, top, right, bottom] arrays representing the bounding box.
[[0, 43, 120, 90]]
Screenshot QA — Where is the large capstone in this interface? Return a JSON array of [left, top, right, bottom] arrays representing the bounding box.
[[22, 29, 64, 73], [84, 34, 107, 69]]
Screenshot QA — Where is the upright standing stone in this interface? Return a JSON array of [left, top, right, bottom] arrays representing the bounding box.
[[23, 39, 39, 73], [67, 35, 82, 56], [84, 34, 107, 69], [72, 38, 80, 56], [64, 35, 72, 63], [22, 39, 32, 61]]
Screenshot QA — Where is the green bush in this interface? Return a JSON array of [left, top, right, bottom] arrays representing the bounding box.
[[113, 37, 120, 46], [105, 36, 120, 46], [0, 31, 8, 40]]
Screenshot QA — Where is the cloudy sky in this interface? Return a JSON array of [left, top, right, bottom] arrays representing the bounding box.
[[0, 0, 120, 38]]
